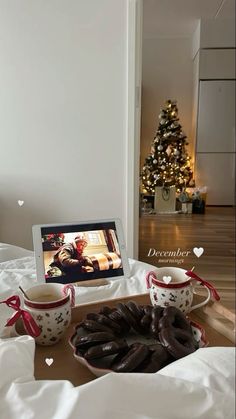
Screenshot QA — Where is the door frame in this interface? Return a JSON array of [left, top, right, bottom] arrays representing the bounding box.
[[126, 0, 143, 259]]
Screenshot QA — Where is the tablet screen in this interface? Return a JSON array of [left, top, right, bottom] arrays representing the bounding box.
[[39, 221, 124, 284]]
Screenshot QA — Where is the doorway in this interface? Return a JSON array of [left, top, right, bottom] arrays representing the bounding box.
[[137, 1, 235, 308]]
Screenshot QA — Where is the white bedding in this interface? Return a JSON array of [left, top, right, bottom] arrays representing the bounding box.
[[0, 243, 235, 419]]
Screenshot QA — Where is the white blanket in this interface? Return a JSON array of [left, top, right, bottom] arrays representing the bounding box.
[[0, 243, 235, 419], [0, 336, 234, 419]]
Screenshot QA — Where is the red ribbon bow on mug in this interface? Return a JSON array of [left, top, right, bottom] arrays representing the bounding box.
[[185, 271, 220, 301], [0, 295, 41, 337]]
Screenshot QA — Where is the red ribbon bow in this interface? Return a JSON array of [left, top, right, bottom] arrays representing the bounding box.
[[185, 271, 220, 301], [0, 295, 41, 337]]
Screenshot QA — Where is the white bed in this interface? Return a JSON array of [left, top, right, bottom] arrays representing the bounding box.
[[0, 243, 235, 419]]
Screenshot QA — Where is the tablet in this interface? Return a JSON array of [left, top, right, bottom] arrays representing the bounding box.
[[32, 219, 130, 284]]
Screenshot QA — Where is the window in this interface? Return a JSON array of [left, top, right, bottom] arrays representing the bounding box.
[[87, 231, 102, 245]]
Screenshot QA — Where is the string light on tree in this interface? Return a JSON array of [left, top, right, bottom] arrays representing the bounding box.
[[140, 99, 194, 193]]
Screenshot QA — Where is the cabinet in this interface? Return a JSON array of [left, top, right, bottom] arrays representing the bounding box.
[[195, 80, 235, 205], [199, 49, 235, 80], [192, 20, 235, 205], [197, 80, 235, 153]]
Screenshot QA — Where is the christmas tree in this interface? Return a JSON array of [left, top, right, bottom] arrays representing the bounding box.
[[141, 100, 194, 194]]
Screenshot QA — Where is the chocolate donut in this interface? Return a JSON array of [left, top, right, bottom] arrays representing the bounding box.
[[86, 312, 100, 321], [117, 303, 143, 334], [74, 331, 115, 350], [140, 313, 152, 332], [127, 301, 143, 319], [150, 306, 163, 338], [108, 309, 131, 334], [158, 306, 192, 333], [81, 319, 114, 334], [139, 344, 171, 373], [143, 305, 153, 316], [152, 306, 164, 322], [99, 306, 115, 316], [112, 343, 150, 372], [150, 320, 160, 339], [84, 339, 128, 360], [96, 314, 123, 335], [159, 327, 196, 359], [85, 311, 120, 335]]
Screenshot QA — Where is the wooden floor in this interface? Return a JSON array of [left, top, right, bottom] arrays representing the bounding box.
[[139, 207, 235, 313]]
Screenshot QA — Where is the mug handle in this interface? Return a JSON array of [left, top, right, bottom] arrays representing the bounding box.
[[145, 271, 157, 289], [189, 285, 211, 312], [185, 270, 220, 313], [62, 284, 75, 307]]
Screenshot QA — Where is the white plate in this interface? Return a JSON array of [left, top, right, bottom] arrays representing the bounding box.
[[69, 320, 208, 377]]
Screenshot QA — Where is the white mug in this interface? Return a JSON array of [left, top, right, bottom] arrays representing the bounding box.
[[146, 267, 220, 313], [23, 283, 75, 345]]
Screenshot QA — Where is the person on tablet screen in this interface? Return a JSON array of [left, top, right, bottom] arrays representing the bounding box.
[[48, 234, 93, 276]]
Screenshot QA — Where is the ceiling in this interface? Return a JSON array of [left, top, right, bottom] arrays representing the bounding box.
[[143, 0, 235, 38]]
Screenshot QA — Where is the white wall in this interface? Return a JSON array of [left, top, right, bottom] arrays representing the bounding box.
[[0, 0, 134, 252], [141, 37, 194, 168]]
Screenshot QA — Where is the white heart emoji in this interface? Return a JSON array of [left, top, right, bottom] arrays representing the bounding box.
[[45, 358, 54, 366], [193, 247, 204, 258], [163, 276, 172, 284], [18, 200, 24, 207]]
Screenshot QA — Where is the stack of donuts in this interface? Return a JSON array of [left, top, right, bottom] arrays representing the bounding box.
[[72, 301, 198, 373]]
